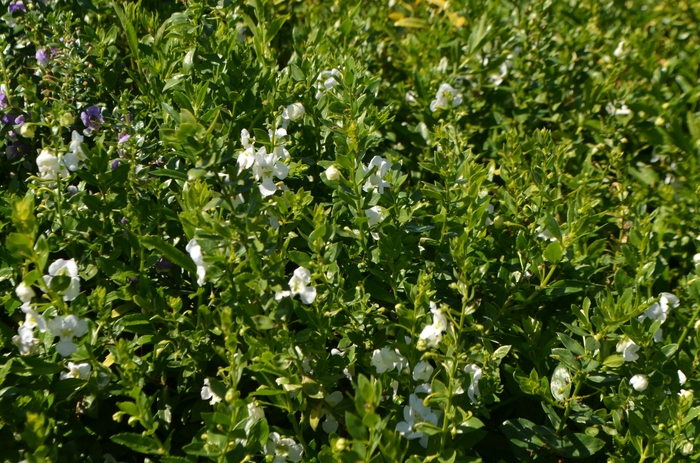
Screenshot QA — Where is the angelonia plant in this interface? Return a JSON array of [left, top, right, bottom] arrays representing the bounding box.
[[1, 0, 700, 462]]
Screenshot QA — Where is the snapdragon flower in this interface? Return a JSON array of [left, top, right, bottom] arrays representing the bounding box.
[[8, 1, 25, 13], [36, 149, 69, 180], [48, 315, 88, 357], [81, 105, 104, 135], [252, 147, 288, 196], [186, 239, 208, 286], [412, 360, 434, 382], [430, 83, 462, 112], [371, 347, 407, 374], [362, 155, 391, 193], [395, 393, 440, 448], [419, 302, 447, 349], [616, 337, 640, 362], [36, 49, 49, 68], [629, 374, 648, 392], [315, 69, 342, 99], [464, 364, 483, 402], [265, 432, 303, 463], [15, 282, 35, 303], [60, 362, 91, 380], [201, 378, 222, 405], [275, 267, 317, 304], [638, 292, 679, 343], [43, 258, 81, 301]]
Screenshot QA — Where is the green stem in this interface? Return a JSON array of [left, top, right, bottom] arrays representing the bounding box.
[[557, 375, 583, 434]]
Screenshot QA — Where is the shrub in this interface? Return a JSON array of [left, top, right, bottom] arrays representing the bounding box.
[[1, 0, 699, 462]]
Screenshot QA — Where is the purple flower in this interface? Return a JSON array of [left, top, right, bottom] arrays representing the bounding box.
[[118, 133, 130, 144], [0, 90, 8, 110], [111, 159, 119, 170], [36, 49, 49, 68], [156, 258, 173, 272], [5, 141, 26, 160], [15, 115, 24, 125], [2, 114, 15, 125], [121, 217, 126, 225], [8, 1, 25, 13], [80, 105, 104, 134]]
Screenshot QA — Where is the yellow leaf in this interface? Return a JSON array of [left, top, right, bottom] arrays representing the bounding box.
[[103, 352, 115, 367], [389, 12, 405, 21], [394, 17, 429, 29], [309, 402, 323, 431]]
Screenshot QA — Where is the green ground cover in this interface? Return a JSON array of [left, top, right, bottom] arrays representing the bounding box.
[[1, 0, 700, 461]]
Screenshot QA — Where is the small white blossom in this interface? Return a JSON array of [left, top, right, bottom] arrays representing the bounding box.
[[36, 149, 68, 180], [15, 282, 36, 303], [679, 370, 687, 386], [252, 147, 288, 196], [430, 83, 462, 112], [412, 360, 434, 382], [616, 338, 640, 362], [629, 374, 648, 392], [43, 258, 81, 301], [12, 325, 40, 356], [275, 267, 316, 305], [237, 129, 256, 173], [606, 102, 632, 116], [362, 155, 391, 194], [613, 40, 625, 58], [638, 293, 679, 343], [201, 378, 222, 405], [186, 239, 209, 286], [265, 432, 303, 463], [681, 441, 694, 456], [48, 315, 88, 357], [63, 131, 87, 171], [405, 91, 418, 104], [419, 302, 447, 349], [365, 206, 384, 227], [315, 69, 342, 99], [371, 347, 407, 374], [395, 393, 440, 448], [464, 364, 483, 402], [60, 362, 91, 380], [21, 303, 46, 333]]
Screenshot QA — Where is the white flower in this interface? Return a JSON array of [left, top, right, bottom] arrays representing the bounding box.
[[629, 374, 648, 392], [535, 226, 557, 241], [15, 282, 35, 303], [43, 258, 81, 301], [371, 347, 406, 374], [638, 293, 679, 342], [693, 253, 700, 266], [365, 206, 384, 227], [186, 239, 209, 286], [412, 360, 434, 382], [60, 362, 91, 380], [282, 103, 305, 122], [325, 165, 340, 181], [681, 441, 694, 456], [265, 432, 303, 463], [63, 131, 87, 171], [405, 91, 418, 104], [276, 267, 317, 305], [464, 364, 483, 402], [419, 302, 447, 349], [606, 102, 632, 116], [21, 303, 46, 333], [395, 393, 440, 448], [429, 83, 462, 112], [237, 129, 256, 173], [252, 147, 288, 196], [201, 378, 222, 405], [362, 155, 391, 194], [613, 40, 625, 58], [245, 401, 265, 432], [616, 338, 640, 362], [12, 325, 39, 356], [489, 62, 508, 86], [679, 370, 687, 386], [315, 69, 342, 99], [48, 315, 88, 357], [36, 149, 68, 180]]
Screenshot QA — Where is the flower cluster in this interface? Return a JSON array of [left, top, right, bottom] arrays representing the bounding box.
[[419, 302, 448, 349], [371, 346, 408, 374], [638, 292, 680, 342], [275, 266, 317, 305], [395, 392, 441, 448], [237, 127, 289, 197], [430, 83, 462, 112]]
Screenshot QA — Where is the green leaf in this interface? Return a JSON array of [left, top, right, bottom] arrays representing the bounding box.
[[140, 236, 197, 275], [111, 433, 162, 455], [602, 355, 624, 368], [543, 241, 562, 263]]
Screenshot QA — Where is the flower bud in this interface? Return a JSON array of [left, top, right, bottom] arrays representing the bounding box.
[[15, 282, 35, 303], [225, 389, 236, 403], [629, 374, 648, 392], [334, 438, 347, 452], [694, 319, 700, 332], [325, 165, 340, 181], [19, 124, 34, 139], [681, 441, 694, 456], [493, 216, 504, 229], [283, 103, 305, 121]]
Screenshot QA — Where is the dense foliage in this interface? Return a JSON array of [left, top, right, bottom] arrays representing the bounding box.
[[2, 0, 700, 461]]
